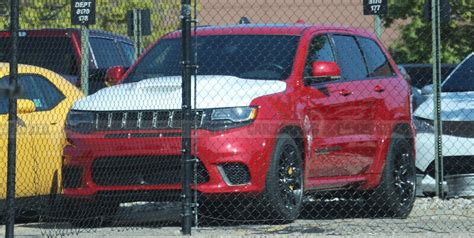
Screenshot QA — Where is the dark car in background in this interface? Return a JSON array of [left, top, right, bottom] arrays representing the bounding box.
[[0, 29, 135, 94], [401, 63, 456, 89]]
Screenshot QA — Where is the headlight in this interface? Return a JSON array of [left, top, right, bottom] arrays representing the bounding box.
[[202, 106, 257, 130], [413, 116, 434, 133], [66, 110, 96, 133]]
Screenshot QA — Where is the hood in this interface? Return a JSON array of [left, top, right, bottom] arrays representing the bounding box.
[[72, 75, 286, 111], [413, 91, 474, 121]]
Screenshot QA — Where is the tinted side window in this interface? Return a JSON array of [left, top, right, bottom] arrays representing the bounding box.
[[358, 37, 393, 77], [0, 75, 65, 112], [305, 35, 336, 77], [0, 37, 78, 75], [90, 37, 123, 68], [27, 75, 66, 111], [119, 42, 135, 66], [332, 35, 368, 80], [442, 55, 474, 92]]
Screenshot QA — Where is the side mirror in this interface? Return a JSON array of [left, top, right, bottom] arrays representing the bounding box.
[[305, 61, 341, 86], [17, 99, 36, 114], [105, 66, 126, 86], [421, 84, 433, 95]]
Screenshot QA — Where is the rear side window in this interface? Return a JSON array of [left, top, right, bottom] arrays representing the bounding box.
[[357, 37, 394, 77], [332, 35, 368, 80], [0, 37, 78, 76]]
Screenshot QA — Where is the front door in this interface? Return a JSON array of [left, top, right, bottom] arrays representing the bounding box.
[[0, 76, 35, 200], [306, 34, 379, 181]]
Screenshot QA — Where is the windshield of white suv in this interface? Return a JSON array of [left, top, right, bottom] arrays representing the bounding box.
[[442, 54, 474, 92], [122, 35, 300, 83]]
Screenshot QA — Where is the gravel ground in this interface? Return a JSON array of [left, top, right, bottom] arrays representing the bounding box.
[[2, 197, 473, 237]]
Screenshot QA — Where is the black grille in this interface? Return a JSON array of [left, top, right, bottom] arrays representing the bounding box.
[[418, 119, 474, 138], [426, 156, 474, 177], [221, 163, 250, 185], [94, 110, 204, 131], [442, 121, 474, 138], [63, 167, 83, 188], [92, 156, 209, 186]]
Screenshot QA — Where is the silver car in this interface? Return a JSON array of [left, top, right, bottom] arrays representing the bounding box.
[[414, 52, 474, 197]]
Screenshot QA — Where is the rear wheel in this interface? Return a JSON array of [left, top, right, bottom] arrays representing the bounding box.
[[367, 133, 416, 218], [261, 133, 304, 223]]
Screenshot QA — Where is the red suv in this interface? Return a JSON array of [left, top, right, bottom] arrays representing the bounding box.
[[62, 24, 416, 224]]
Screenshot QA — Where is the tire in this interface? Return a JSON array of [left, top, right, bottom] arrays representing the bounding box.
[[367, 133, 416, 218], [261, 133, 304, 223]]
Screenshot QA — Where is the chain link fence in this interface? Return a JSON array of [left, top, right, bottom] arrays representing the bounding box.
[[0, 0, 473, 237]]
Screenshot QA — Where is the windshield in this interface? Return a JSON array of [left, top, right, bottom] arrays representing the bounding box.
[[0, 37, 78, 75], [123, 35, 300, 83], [442, 54, 474, 92]]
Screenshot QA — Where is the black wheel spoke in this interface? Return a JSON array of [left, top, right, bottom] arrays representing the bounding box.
[[392, 149, 415, 207], [277, 142, 302, 210]]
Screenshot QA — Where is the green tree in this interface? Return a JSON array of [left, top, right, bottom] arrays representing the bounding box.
[[383, 0, 473, 64], [0, 0, 185, 48]]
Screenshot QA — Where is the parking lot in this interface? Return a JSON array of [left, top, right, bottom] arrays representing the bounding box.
[[2, 198, 472, 237], [1, 0, 473, 237]]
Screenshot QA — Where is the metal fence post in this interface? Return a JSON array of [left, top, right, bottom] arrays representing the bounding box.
[[133, 9, 139, 59], [80, 25, 89, 96], [431, 0, 444, 199], [181, 0, 193, 235], [374, 15, 382, 39], [6, 0, 19, 237]]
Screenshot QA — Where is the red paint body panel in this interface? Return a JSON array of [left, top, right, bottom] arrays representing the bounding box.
[[63, 24, 414, 199]]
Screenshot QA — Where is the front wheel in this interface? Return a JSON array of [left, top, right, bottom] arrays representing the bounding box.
[[262, 133, 304, 223], [367, 133, 416, 218]]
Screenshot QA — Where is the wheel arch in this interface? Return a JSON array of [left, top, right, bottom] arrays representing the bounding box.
[[363, 122, 415, 189], [278, 125, 305, 165], [392, 122, 415, 157]]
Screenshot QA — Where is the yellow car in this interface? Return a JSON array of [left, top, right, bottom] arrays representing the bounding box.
[[0, 63, 83, 206]]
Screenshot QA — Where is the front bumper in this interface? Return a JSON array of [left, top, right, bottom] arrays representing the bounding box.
[[415, 132, 474, 172], [62, 124, 277, 199], [416, 132, 474, 197]]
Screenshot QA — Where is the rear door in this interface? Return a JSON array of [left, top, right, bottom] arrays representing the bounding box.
[[323, 34, 391, 177], [356, 36, 399, 171]]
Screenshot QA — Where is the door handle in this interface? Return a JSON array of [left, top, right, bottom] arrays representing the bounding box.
[[374, 85, 385, 93], [339, 89, 352, 96]]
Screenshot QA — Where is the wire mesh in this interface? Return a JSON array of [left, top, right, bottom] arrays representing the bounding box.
[[0, 0, 472, 237]]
